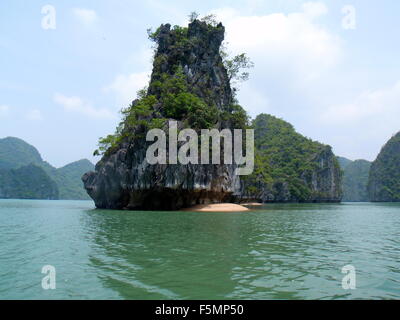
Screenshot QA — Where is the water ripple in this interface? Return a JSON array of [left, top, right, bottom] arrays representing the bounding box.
[[0, 200, 399, 299]]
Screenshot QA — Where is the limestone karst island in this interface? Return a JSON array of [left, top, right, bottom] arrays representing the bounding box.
[[1, 4, 400, 302]]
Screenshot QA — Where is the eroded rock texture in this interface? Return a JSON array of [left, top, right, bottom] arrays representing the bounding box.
[[83, 20, 241, 210]]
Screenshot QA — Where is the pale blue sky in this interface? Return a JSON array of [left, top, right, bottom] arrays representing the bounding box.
[[1, 0, 400, 167]]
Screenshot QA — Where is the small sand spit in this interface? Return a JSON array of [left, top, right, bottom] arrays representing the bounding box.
[[181, 203, 250, 212], [241, 202, 263, 206]]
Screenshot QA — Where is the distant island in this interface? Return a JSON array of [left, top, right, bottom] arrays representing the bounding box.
[[337, 157, 371, 202], [0, 137, 94, 200]]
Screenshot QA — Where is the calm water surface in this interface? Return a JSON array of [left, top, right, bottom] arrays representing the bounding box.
[[0, 200, 399, 299]]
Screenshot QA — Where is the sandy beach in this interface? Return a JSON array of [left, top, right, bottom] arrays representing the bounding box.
[[181, 203, 250, 212]]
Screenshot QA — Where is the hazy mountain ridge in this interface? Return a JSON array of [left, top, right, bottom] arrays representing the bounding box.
[[338, 130, 400, 202], [51, 159, 95, 200], [337, 156, 352, 170], [0, 137, 43, 170], [0, 163, 59, 199], [0, 137, 94, 200], [338, 157, 371, 202]]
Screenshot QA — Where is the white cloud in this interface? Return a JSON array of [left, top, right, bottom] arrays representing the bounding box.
[[73, 8, 98, 26], [302, 2, 328, 18], [127, 47, 154, 69], [237, 83, 271, 118], [318, 81, 400, 160], [211, 4, 341, 82], [105, 71, 150, 107], [321, 81, 400, 125], [54, 93, 115, 119], [26, 109, 43, 121], [0, 105, 9, 117]]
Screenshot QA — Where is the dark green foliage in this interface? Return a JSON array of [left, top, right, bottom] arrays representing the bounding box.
[[0, 164, 59, 199], [240, 151, 273, 196], [368, 132, 400, 201], [171, 25, 189, 47], [148, 25, 189, 48], [152, 67, 213, 122], [156, 68, 219, 128], [186, 101, 219, 129], [163, 92, 202, 119], [244, 114, 336, 202], [338, 157, 371, 202], [221, 104, 250, 129], [97, 134, 123, 156]]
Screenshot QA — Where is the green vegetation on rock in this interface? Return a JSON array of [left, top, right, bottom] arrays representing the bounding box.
[[368, 132, 400, 202], [95, 17, 252, 157], [240, 114, 342, 202]]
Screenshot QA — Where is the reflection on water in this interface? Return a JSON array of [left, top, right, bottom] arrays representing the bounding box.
[[0, 200, 399, 299], [83, 209, 250, 299]]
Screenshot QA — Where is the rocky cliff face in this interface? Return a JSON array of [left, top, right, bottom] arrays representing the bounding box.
[[149, 21, 232, 110], [237, 114, 342, 203], [83, 20, 241, 210], [368, 132, 400, 202]]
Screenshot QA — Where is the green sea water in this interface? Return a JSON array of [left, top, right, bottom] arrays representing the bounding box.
[[0, 200, 399, 300]]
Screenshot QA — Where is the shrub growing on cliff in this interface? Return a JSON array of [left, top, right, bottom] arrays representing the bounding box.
[[224, 53, 254, 84]]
